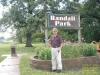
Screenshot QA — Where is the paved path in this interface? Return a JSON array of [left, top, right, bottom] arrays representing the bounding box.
[[0, 55, 21, 75]]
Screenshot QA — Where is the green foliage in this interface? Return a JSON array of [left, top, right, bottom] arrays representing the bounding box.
[[34, 43, 97, 60], [35, 47, 51, 60], [32, 32, 45, 42], [0, 0, 42, 47], [1, 0, 100, 44], [62, 44, 81, 58], [81, 18, 100, 42], [81, 0, 100, 42], [61, 30, 78, 42], [0, 56, 6, 62], [0, 43, 11, 55], [49, 29, 78, 42], [80, 43, 97, 56], [0, 43, 97, 60], [0, 12, 11, 32], [0, 0, 83, 44]]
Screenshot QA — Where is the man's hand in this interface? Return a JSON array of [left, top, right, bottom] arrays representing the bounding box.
[[58, 47, 61, 52], [58, 43, 63, 52]]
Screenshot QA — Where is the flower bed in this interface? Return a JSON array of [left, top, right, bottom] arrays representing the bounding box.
[[30, 53, 100, 71], [34, 43, 97, 60]]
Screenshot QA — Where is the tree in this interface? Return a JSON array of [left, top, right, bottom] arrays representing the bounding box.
[[0, 0, 40, 47], [81, 0, 100, 42], [0, 12, 12, 32], [0, 0, 83, 46]]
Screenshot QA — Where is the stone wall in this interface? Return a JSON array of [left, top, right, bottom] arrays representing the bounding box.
[[30, 53, 100, 71]]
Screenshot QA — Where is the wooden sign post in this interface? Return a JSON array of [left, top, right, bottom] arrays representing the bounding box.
[[45, 12, 49, 48], [78, 12, 81, 43]]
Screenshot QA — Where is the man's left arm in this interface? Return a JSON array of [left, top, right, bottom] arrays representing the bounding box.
[[59, 36, 63, 52], [59, 43, 63, 52]]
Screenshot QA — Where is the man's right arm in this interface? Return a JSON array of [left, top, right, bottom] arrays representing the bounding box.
[[48, 40, 51, 47], [48, 37, 52, 48]]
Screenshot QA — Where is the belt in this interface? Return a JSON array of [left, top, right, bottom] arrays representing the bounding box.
[[52, 46, 59, 48]]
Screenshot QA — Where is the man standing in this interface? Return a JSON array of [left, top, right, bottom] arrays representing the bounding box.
[[49, 28, 63, 73]]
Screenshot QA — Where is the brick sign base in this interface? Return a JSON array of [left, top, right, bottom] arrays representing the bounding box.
[[30, 53, 100, 71]]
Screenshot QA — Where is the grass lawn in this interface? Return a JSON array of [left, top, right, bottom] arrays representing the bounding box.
[[0, 42, 44, 55], [0, 56, 6, 62], [0, 43, 11, 55], [0, 43, 100, 75]]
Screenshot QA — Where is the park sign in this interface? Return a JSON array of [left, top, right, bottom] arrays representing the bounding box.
[[48, 13, 79, 29], [45, 13, 81, 48]]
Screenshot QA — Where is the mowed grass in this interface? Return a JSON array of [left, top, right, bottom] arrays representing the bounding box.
[[0, 42, 45, 55], [16, 43, 45, 55], [0, 43, 11, 55], [0, 56, 6, 62]]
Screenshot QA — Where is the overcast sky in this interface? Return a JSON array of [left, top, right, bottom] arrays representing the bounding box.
[[0, 4, 13, 39], [0, 4, 3, 19]]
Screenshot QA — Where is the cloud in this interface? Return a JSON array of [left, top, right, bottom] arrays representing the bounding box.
[[0, 4, 3, 18]]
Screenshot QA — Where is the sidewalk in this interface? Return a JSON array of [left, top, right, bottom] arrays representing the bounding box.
[[0, 55, 21, 75]]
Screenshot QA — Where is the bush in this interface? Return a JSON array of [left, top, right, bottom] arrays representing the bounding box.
[[35, 44, 82, 60], [35, 47, 51, 60], [62, 44, 81, 58], [34, 43, 97, 60], [80, 43, 97, 56]]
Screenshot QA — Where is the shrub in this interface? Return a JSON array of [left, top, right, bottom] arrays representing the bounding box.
[[80, 43, 97, 56], [62, 44, 81, 58], [34, 43, 97, 60], [35, 47, 51, 60], [35, 44, 82, 60]]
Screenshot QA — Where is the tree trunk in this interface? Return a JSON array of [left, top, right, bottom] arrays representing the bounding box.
[[18, 34, 22, 43], [25, 32, 33, 47]]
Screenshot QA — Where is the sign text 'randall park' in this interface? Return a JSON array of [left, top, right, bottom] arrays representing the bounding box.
[[48, 14, 79, 28]]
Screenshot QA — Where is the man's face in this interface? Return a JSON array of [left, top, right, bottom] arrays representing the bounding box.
[[53, 29, 58, 35]]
